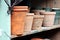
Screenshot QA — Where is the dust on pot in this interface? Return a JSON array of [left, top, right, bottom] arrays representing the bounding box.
[[11, 6, 28, 36], [32, 15, 44, 31], [24, 13, 34, 32], [41, 12, 56, 27]]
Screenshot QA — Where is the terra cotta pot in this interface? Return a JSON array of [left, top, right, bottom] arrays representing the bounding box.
[[41, 12, 56, 27], [11, 6, 28, 35], [24, 13, 34, 32], [32, 15, 44, 31], [31, 38, 43, 40]]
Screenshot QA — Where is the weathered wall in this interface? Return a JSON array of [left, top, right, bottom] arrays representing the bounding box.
[[31, 0, 60, 8]]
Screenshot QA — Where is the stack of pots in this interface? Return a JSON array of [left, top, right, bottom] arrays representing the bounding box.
[[11, 6, 28, 36], [32, 9, 56, 27]]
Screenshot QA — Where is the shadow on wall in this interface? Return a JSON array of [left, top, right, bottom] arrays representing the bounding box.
[[12, 0, 32, 7], [31, 0, 54, 8]]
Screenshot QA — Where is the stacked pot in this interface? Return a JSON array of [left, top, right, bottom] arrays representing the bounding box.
[[24, 13, 44, 34], [32, 10, 56, 27]]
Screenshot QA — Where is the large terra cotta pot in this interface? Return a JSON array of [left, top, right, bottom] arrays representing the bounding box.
[[11, 6, 28, 35]]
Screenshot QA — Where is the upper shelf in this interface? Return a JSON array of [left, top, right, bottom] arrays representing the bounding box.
[[11, 25, 60, 38]]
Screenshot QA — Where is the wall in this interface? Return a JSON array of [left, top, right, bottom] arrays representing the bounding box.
[[31, 0, 60, 8], [46, 0, 60, 8], [53, 0, 60, 8]]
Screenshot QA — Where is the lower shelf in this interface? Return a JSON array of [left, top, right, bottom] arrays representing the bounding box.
[[11, 25, 60, 39]]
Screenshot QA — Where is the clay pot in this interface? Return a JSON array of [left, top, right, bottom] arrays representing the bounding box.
[[32, 15, 44, 31], [13, 6, 28, 9], [41, 12, 56, 27], [31, 38, 43, 40], [32, 10, 45, 15], [43, 39, 50, 40], [24, 13, 34, 32], [11, 6, 28, 35]]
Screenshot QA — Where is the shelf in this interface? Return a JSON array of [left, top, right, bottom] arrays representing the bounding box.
[[11, 25, 60, 39]]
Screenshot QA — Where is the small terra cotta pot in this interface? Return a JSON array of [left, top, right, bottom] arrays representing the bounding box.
[[41, 12, 56, 27]]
